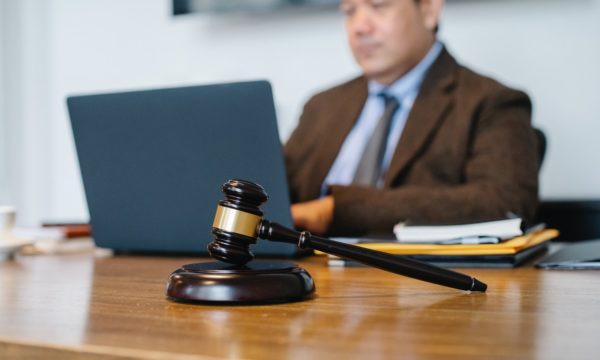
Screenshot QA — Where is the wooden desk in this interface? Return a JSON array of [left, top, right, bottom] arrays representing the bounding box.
[[1, 253, 599, 359]]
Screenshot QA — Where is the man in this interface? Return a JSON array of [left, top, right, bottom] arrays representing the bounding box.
[[284, 0, 539, 236]]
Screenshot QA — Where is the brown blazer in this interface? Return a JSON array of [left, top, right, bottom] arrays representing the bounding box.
[[284, 48, 539, 236]]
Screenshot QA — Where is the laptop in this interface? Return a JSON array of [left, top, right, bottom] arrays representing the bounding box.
[[67, 80, 300, 257], [536, 239, 600, 269]]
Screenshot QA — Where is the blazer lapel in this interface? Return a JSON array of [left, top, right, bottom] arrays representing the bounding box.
[[311, 77, 368, 196], [384, 49, 458, 187]]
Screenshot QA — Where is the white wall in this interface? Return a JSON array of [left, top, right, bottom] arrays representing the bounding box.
[[443, 0, 600, 201], [0, 1, 7, 201], [2, 0, 600, 226], [2, 0, 55, 223]]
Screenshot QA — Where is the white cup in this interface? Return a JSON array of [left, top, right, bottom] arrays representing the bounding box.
[[0, 206, 16, 242]]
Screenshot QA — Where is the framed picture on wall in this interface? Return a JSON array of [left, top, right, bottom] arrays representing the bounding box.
[[173, 0, 339, 15]]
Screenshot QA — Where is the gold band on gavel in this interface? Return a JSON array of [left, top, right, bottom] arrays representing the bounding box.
[[212, 205, 262, 238]]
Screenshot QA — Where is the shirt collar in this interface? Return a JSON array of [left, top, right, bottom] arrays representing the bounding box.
[[368, 41, 443, 100]]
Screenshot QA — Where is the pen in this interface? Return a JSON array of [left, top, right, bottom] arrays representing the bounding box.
[[434, 236, 500, 245], [525, 222, 546, 234]]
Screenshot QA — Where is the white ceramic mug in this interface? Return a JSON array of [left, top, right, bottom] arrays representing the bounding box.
[[0, 206, 16, 241]]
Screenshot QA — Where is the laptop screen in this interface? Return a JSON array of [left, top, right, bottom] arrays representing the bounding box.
[[68, 81, 297, 256]]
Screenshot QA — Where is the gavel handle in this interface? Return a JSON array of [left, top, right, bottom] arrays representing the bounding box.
[[258, 220, 487, 292]]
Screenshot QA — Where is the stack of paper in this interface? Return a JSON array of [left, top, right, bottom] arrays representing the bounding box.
[[393, 218, 524, 244], [322, 229, 559, 268], [338, 229, 557, 256]]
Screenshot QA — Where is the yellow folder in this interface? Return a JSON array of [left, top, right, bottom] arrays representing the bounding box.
[[317, 229, 558, 256]]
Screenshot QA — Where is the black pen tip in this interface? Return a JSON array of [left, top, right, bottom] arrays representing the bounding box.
[[471, 278, 487, 292]]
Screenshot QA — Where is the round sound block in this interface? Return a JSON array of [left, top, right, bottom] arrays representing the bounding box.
[[166, 260, 315, 304]]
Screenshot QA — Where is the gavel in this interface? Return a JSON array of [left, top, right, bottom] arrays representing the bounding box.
[[207, 179, 487, 292]]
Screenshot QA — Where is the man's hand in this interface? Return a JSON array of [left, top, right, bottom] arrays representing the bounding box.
[[291, 196, 334, 235]]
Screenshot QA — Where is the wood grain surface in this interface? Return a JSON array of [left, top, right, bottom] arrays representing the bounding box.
[[1, 253, 599, 359]]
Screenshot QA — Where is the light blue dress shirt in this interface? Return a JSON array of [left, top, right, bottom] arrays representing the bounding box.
[[322, 41, 443, 194]]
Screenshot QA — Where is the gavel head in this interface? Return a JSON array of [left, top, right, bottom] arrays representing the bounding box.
[[208, 179, 268, 265]]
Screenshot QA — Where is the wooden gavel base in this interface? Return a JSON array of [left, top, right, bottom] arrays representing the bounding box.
[[166, 260, 315, 304]]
